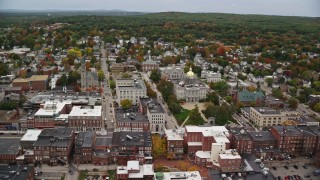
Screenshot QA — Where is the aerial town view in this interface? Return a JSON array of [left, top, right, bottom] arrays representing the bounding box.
[[0, 0, 319, 180]]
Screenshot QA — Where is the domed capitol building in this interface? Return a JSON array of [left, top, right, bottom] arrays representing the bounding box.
[[176, 67, 209, 103]]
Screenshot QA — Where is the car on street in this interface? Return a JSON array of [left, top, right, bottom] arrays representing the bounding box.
[[284, 165, 289, 170], [293, 165, 298, 169]]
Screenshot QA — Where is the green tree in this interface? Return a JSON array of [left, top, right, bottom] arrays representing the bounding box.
[[209, 81, 229, 96], [97, 70, 105, 81], [313, 103, 320, 112], [186, 105, 204, 125], [109, 80, 116, 90], [272, 88, 283, 99], [120, 99, 132, 110], [206, 91, 219, 105], [157, 79, 174, 102], [288, 87, 297, 96], [0, 63, 8, 76], [149, 69, 161, 83], [288, 97, 298, 109], [224, 96, 232, 103], [203, 103, 232, 125], [56, 74, 68, 86], [265, 78, 274, 87]]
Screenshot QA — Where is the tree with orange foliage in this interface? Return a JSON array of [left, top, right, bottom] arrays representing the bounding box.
[[217, 46, 226, 56]]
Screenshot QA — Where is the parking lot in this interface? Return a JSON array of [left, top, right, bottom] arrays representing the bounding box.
[[269, 163, 318, 180]]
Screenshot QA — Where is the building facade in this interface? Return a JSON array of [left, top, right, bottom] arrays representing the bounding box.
[[116, 78, 147, 105], [68, 105, 102, 131]]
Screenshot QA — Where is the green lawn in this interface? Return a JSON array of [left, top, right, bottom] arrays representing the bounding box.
[[174, 108, 191, 125], [78, 170, 88, 180], [108, 170, 116, 180]]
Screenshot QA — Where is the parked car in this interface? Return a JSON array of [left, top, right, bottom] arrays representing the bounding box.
[[293, 165, 298, 169], [284, 165, 289, 170], [272, 166, 277, 170]]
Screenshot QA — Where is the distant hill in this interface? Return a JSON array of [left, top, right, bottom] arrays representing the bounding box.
[[0, 9, 146, 16]]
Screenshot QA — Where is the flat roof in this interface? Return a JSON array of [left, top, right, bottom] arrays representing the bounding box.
[[76, 131, 95, 148], [252, 107, 281, 115], [34, 101, 70, 116], [248, 131, 276, 142], [160, 171, 202, 180], [0, 138, 21, 155], [127, 161, 139, 171], [13, 75, 48, 83], [195, 151, 211, 159], [115, 109, 149, 123], [20, 129, 42, 141], [112, 131, 152, 147], [165, 129, 183, 141], [69, 105, 102, 117], [219, 150, 241, 160], [272, 125, 302, 136]]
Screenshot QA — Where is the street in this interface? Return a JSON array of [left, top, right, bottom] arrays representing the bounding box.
[[100, 41, 115, 130]]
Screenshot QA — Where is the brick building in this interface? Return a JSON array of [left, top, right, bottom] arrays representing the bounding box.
[[184, 126, 230, 154], [270, 126, 304, 156], [112, 131, 152, 165], [74, 131, 96, 164], [218, 149, 242, 172], [115, 108, 150, 132], [92, 133, 113, 165], [248, 131, 278, 159], [235, 90, 265, 107], [165, 129, 184, 160], [68, 105, 102, 131], [0, 139, 21, 164], [229, 128, 252, 154], [33, 128, 75, 165], [12, 75, 49, 92]]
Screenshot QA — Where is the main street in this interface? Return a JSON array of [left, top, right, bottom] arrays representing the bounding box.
[[141, 72, 179, 129], [100, 41, 115, 130]]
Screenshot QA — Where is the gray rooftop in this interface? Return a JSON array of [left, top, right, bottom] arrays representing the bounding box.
[[272, 125, 302, 136], [0, 138, 21, 155], [95, 135, 113, 147], [140, 97, 164, 114], [76, 131, 95, 148], [253, 107, 281, 115], [112, 131, 152, 147], [295, 125, 317, 136], [34, 128, 74, 147], [115, 108, 149, 122], [248, 131, 276, 142]]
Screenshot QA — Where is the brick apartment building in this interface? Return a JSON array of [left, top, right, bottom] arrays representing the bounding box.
[[229, 128, 252, 154], [68, 105, 102, 131], [112, 131, 152, 165], [165, 129, 184, 160], [270, 126, 304, 156], [33, 128, 75, 165], [74, 131, 96, 164], [218, 149, 242, 172], [12, 75, 49, 92]]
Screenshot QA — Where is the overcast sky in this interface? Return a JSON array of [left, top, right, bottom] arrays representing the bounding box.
[[0, 0, 319, 17]]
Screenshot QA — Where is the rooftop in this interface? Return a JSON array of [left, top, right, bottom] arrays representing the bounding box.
[[34, 101, 70, 117], [186, 126, 230, 143], [252, 107, 281, 115], [272, 125, 302, 136], [20, 129, 42, 142], [238, 90, 265, 102], [69, 105, 102, 117], [156, 171, 201, 180], [34, 128, 74, 147], [0, 138, 21, 155], [115, 108, 148, 123], [76, 131, 95, 148], [13, 75, 48, 83], [112, 131, 152, 147], [165, 129, 184, 141], [219, 149, 241, 160], [248, 131, 276, 142]]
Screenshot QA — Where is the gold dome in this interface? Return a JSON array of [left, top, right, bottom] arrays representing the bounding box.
[[187, 67, 195, 77]]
